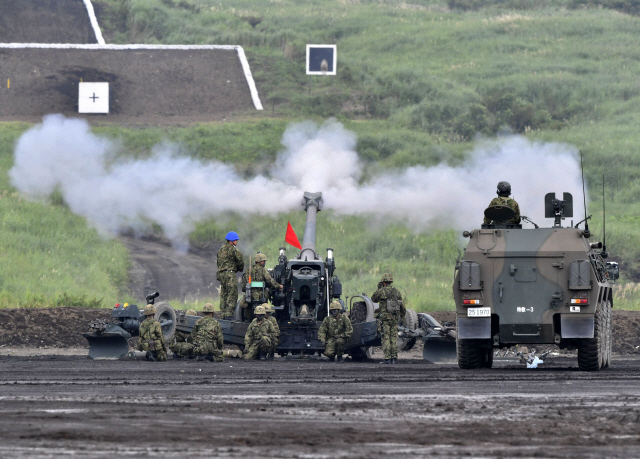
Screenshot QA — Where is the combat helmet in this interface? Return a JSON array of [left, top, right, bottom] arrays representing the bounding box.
[[255, 305, 266, 315], [202, 303, 215, 313], [264, 304, 275, 313], [497, 181, 511, 197], [186, 309, 197, 316], [255, 253, 267, 263], [380, 273, 393, 283], [329, 301, 342, 311], [225, 231, 239, 241], [143, 304, 156, 316]]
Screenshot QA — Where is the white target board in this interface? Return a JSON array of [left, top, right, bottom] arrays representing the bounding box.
[[78, 82, 109, 113]]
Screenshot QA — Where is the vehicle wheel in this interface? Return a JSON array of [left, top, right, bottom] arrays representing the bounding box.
[[457, 339, 486, 369], [350, 301, 368, 324], [154, 301, 177, 343], [577, 301, 604, 371], [397, 308, 418, 351], [484, 347, 494, 369], [349, 346, 372, 362]]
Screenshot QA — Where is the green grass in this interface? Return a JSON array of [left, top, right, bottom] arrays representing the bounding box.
[[4, 0, 640, 309]]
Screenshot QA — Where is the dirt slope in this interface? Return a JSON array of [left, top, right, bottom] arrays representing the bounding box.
[[0, 0, 97, 44]]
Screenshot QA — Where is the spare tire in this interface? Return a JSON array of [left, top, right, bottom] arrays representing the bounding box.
[[397, 308, 419, 351], [154, 301, 176, 343]]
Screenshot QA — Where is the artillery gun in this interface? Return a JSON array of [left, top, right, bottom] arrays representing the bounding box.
[[453, 192, 618, 371], [219, 191, 380, 359]]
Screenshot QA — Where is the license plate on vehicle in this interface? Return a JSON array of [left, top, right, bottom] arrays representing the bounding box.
[[467, 307, 491, 317]]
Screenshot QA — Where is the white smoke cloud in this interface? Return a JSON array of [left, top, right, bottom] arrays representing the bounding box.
[[10, 115, 585, 250]]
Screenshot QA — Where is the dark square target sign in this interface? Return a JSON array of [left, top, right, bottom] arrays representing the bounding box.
[[306, 45, 337, 75]]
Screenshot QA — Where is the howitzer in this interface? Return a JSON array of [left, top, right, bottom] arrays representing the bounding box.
[[83, 292, 177, 359]]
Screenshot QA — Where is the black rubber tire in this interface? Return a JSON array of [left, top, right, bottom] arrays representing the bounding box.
[[457, 339, 486, 369], [349, 346, 372, 362], [154, 301, 176, 344], [577, 301, 604, 371], [397, 308, 419, 351], [350, 301, 368, 324]]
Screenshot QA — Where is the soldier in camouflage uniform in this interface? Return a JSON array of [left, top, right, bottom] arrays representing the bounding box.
[[240, 253, 283, 322], [318, 301, 353, 362], [136, 304, 167, 362], [217, 231, 244, 319], [191, 303, 224, 362], [483, 181, 521, 225], [170, 309, 197, 358], [372, 273, 406, 364], [243, 305, 276, 360], [264, 304, 280, 360]]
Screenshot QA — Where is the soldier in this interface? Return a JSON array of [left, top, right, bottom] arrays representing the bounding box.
[[318, 301, 353, 362], [241, 253, 283, 322], [191, 303, 224, 362], [243, 305, 276, 360], [484, 181, 521, 225], [136, 304, 167, 362], [264, 304, 280, 360], [217, 231, 244, 319], [372, 273, 405, 364], [170, 309, 197, 359]]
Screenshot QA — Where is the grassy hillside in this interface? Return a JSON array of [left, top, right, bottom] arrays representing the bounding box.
[[2, 0, 640, 309]]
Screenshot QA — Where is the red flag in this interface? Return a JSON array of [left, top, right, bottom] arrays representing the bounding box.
[[285, 221, 302, 249]]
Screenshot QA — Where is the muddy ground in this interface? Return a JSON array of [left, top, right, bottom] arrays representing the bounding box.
[[1, 355, 640, 458]]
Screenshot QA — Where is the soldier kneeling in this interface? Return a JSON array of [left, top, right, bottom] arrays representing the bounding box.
[[191, 303, 224, 362], [318, 301, 353, 362], [136, 304, 167, 362], [170, 309, 197, 359], [243, 305, 276, 360]]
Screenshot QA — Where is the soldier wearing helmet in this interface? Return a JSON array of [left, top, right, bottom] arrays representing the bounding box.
[[136, 304, 167, 362], [372, 273, 406, 364], [240, 252, 283, 322], [483, 181, 521, 225], [318, 301, 353, 362], [243, 304, 276, 360], [190, 303, 224, 362], [170, 309, 198, 359], [217, 231, 245, 319], [263, 304, 280, 360]]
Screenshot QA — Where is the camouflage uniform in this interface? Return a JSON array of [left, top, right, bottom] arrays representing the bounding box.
[[243, 317, 276, 360], [217, 243, 244, 318], [191, 316, 224, 362], [372, 284, 406, 361], [484, 196, 521, 225], [136, 316, 167, 361], [241, 264, 281, 322], [169, 330, 193, 357], [318, 313, 353, 359], [266, 313, 280, 355]]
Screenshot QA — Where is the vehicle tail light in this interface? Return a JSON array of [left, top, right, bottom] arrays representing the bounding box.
[[463, 299, 481, 305], [571, 299, 588, 304]]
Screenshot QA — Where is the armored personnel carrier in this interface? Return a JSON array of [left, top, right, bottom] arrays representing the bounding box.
[[453, 192, 618, 371]]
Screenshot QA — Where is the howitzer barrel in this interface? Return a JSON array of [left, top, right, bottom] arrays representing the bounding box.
[[299, 191, 323, 261]]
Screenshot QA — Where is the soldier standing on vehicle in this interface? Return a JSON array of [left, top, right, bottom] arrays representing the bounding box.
[[136, 304, 167, 362], [243, 305, 276, 360], [264, 304, 280, 360], [217, 231, 244, 319], [170, 309, 197, 359], [242, 253, 283, 322], [191, 303, 224, 362], [372, 273, 405, 364], [483, 181, 521, 225], [318, 301, 353, 362]]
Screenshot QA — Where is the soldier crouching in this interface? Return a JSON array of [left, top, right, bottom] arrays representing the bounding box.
[[318, 301, 353, 362], [191, 303, 224, 362], [243, 305, 276, 360], [264, 304, 280, 360], [170, 309, 197, 359], [136, 304, 167, 362]]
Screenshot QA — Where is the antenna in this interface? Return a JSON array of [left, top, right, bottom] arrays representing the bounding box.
[[580, 150, 590, 235], [602, 175, 608, 259]]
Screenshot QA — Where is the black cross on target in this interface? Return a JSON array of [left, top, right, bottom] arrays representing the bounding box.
[[90, 93, 99, 102]]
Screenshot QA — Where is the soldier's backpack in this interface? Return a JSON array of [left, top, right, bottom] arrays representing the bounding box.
[[386, 292, 403, 313]]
